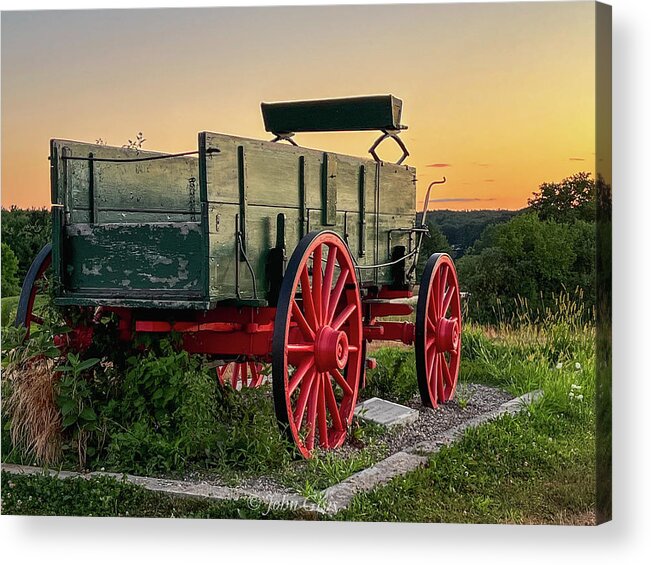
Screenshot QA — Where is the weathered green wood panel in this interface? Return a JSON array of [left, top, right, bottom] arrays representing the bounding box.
[[63, 222, 203, 297], [51, 140, 199, 225], [378, 161, 417, 216], [322, 153, 338, 225], [201, 132, 413, 215], [62, 209, 197, 224], [200, 130, 416, 302], [207, 204, 301, 301], [51, 131, 416, 308]]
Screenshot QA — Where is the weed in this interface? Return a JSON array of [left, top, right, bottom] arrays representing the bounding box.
[[455, 383, 475, 409], [298, 479, 328, 509], [361, 347, 417, 404]]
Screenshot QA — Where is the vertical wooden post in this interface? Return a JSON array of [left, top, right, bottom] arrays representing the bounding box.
[[358, 165, 366, 257], [237, 145, 248, 257]]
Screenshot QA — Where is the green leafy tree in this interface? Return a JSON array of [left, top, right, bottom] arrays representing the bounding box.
[[528, 172, 595, 223], [418, 222, 453, 274], [1, 242, 21, 296], [1, 207, 51, 280], [458, 212, 594, 323], [418, 209, 519, 257]]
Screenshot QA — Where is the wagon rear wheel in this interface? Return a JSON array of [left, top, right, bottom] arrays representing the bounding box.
[[217, 361, 266, 389], [272, 231, 363, 458], [14, 243, 52, 338], [415, 253, 462, 408]]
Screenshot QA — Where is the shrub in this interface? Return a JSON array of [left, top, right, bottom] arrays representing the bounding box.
[[1, 242, 20, 297]]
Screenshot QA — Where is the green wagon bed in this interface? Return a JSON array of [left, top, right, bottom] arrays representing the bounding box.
[[50, 96, 417, 310]]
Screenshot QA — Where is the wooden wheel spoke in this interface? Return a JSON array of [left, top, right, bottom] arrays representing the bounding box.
[[294, 370, 317, 431], [438, 265, 447, 309], [321, 246, 338, 318], [429, 286, 439, 323], [249, 362, 262, 387], [429, 353, 439, 405], [300, 267, 318, 328], [31, 315, 45, 326], [287, 343, 314, 354], [441, 285, 455, 317], [312, 245, 323, 324], [441, 355, 454, 388], [292, 300, 316, 341], [331, 303, 356, 331], [288, 358, 315, 395], [427, 348, 437, 384], [327, 268, 349, 324], [323, 375, 344, 431], [305, 375, 320, 451], [331, 368, 354, 397], [437, 354, 446, 400], [317, 375, 330, 448]]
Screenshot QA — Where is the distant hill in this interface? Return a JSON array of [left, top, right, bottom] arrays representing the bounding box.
[[417, 209, 523, 257]]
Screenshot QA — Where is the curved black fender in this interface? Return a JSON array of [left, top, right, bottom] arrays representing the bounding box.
[[14, 243, 52, 329]]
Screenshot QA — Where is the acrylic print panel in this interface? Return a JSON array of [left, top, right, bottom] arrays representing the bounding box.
[[1, 1, 611, 526]]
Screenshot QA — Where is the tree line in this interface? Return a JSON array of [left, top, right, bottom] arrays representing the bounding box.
[[423, 172, 598, 324], [2, 206, 51, 296]]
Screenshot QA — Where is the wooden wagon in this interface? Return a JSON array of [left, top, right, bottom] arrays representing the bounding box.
[[16, 95, 462, 458]]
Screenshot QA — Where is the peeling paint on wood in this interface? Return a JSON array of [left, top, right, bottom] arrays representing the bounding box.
[[64, 222, 203, 295]]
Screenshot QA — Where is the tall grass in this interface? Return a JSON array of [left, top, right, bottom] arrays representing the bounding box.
[[461, 292, 596, 427]]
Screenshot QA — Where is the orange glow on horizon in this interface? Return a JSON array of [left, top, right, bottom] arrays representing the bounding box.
[[1, 3, 596, 211]]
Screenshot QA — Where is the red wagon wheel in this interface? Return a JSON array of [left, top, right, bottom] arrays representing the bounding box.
[[272, 231, 363, 458], [415, 253, 462, 408], [217, 361, 266, 389], [14, 243, 52, 338]]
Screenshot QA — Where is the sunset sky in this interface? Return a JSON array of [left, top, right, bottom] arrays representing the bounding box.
[[1, 1, 596, 210]]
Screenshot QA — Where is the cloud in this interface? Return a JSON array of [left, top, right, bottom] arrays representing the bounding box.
[[569, 157, 585, 161], [428, 197, 496, 203], [484, 179, 495, 182], [426, 163, 451, 168], [474, 162, 490, 167]]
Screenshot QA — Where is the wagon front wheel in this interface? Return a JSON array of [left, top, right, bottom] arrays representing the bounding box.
[[415, 253, 462, 408], [272, 231, 363, 458]]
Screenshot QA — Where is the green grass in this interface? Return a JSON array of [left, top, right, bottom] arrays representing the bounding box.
[[337, 409, 595, 524], [1, 295, 19, 326], [1, 295, 49, 327]]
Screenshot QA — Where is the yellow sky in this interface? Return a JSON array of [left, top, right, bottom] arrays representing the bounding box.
[[1, 2, 596, 210]]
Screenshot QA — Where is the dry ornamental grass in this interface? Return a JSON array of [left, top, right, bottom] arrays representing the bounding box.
[[3, 356, 62, 465]]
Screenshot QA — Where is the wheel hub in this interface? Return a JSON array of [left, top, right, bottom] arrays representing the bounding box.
[[437, 317, 459, 352], [314, 326, 349, 371]]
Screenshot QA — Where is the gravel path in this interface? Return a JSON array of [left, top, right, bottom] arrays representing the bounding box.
[[379, 384, 514, 455]]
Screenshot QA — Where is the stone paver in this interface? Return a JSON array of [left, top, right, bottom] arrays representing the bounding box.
[[354, 397, 420, 427]]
